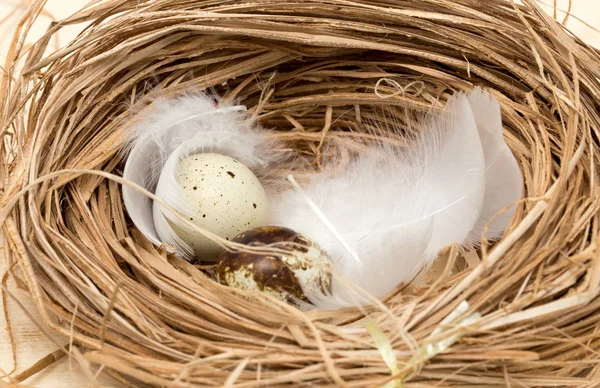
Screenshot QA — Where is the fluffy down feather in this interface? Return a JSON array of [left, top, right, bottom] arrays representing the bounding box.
[[270, 89, 521, 308]]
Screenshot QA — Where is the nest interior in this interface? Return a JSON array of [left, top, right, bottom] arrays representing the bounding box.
[[2, 0, 600, 386]]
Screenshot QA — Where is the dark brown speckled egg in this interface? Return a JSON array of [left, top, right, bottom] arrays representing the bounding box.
[[215, 226, 332, 304]]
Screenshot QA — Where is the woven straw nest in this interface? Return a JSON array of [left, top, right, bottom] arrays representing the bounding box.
[[1, 0, 600, 386]]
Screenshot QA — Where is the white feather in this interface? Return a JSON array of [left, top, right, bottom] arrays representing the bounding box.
[[122, 88, 522, 308], [270, 92, 489, 308], [464, 88, 523, 245], [122, 93, 281, 259]]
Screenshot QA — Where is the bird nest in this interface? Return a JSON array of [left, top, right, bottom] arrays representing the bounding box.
[[1, 0, 600, 386]]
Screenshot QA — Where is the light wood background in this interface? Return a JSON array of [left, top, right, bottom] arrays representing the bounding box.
[[1, 0, 599, 386]]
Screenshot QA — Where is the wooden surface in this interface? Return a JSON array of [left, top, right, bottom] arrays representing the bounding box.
[[1, 0, 599, 386]]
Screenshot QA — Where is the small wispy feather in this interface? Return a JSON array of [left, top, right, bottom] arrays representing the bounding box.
[[122, 93, 283, 259]]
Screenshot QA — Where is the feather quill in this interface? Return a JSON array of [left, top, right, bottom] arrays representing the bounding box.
[[122, 93, 282, 259], [270, 90, 520, 308]]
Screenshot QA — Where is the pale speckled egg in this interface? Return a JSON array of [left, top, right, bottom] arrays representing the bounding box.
[[170, 153, 268, 261], [215, 226, 332, 305]]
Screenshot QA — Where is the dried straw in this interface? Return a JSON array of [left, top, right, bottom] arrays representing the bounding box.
[[1, 0, 600, 386]]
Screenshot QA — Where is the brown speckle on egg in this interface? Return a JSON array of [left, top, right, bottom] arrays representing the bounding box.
[[215, 226, 332, 305]]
